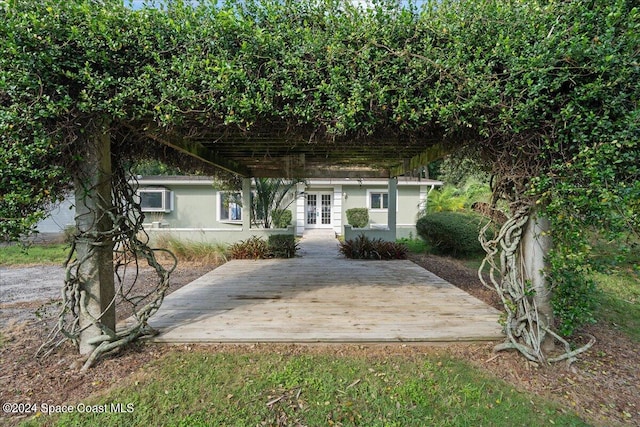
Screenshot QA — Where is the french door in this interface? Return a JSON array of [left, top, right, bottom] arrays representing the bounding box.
[[305, 192, 332, 228]]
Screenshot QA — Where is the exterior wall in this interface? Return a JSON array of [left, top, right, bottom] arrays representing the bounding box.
[[36, 196, 76, 233], [138, 178, 295, 245], [144, 225, 295, 246], [341, 184, 424, 237], [142, 182, 242, 230], [36, 177, 438, 244]]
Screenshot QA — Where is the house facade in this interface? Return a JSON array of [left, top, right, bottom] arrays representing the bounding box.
[[34, 175, 442, 244], [135, 176, 442, 243]]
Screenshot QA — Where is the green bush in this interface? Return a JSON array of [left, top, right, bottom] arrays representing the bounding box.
[[271, 209, 292, 228], [229, 235, 298, 259], [228, 236, 270, 259], [268, 234, 298, 258], [346, 208, 369, 228], [339, 234, 408, 260], [416, 212, 491, 257]]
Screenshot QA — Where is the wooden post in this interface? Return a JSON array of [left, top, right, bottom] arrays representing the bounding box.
[[521, 210, 555, 352], [74, 124, 116, 355]]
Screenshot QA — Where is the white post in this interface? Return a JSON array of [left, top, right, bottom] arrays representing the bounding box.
[[521, 210, 555, 352], [242, 177, 251, 231], [74, 124, 115, 355], [387, 177, 397, 240]]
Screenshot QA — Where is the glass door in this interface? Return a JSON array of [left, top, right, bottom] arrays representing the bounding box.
[[306, 192, 332, 228]]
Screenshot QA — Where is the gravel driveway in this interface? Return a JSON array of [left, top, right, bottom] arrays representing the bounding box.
[[0, 266, 65, 328]]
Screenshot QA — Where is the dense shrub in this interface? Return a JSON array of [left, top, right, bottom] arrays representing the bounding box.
[[339, 234, 408, 260], [346, 208, 369, 228], [267, 234, 298, 258], [416, 212, 492, 257], [229, 235, 298, 259], [228, 236, 270, 259], [271, 209, 292, 228]]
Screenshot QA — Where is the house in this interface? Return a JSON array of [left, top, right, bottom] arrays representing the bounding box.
[[135, 175, 442, 243], [33, 175, 442, 244]]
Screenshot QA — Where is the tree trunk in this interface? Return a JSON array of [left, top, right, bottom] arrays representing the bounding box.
[[73, 124, 115, 356], [520, 210, 555, 353]]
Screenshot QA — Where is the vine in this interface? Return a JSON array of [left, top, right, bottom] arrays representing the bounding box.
[[37, 147, 177, 371], [478, 200, 595, 364]]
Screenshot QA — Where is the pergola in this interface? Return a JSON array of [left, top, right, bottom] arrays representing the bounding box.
[[135, 123, 451, 179]]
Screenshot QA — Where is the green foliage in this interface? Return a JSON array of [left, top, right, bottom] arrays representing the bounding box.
[[548, 260, 598, 337], [425, 186, 469, 213], [228, 236, 271, 260], [1, 0, 638, 338], [416, 212, 490, 257], [253, 179, 302, 228], [229, 235, 298, 259], [271, 209, 292, 228], [339, 234, 408, 260], [345, 208, 369, 228], [397, 235, 429, 254], [267, 234, 298, 258], [130, 159, 188, 176], [153, 235, 227, 264], [0, 243, 68, 266], [594, 270, 640, 342]]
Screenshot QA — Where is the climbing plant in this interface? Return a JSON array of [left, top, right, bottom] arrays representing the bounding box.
[[1, 0, 638, 366]]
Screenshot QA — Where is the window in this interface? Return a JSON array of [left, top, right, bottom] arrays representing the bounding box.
[[369, 191, 389, 210], [219, 192, 242, 221], [139, 188, 173, 212]]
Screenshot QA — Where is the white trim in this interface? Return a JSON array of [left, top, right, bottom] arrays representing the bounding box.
[[134, 176, 444, 187], [139, 188, 173, 213], [308, 178, 443, 186], [304, 191, 333, 229], [143, 226, 243, 232], [216, 191, 243, 223], [366, 189, 399, 212]]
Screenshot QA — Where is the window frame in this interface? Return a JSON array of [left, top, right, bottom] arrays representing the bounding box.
[[366, 189, 400, 212], [217, 191, 243, 223], [367, 190, 389, 211], [138, 188, 173, 213]]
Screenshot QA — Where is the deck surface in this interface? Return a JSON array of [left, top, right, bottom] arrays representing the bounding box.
[[140, 230, 503, 343]]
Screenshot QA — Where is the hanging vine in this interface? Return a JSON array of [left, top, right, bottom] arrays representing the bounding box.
[[477, 187, 595, 364], [37, 143, 178, 371]]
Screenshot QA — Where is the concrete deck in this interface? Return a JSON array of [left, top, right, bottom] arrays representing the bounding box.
[[143, 229, 503, 343]]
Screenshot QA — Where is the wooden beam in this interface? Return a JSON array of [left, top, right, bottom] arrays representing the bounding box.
[[142, 127, 252, 177], [390, 143, 452, 177]]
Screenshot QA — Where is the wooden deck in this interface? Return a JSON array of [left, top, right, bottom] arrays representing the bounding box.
[[142, 231, 503, 343]]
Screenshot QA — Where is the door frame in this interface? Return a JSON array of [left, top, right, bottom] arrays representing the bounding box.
[[305, 191, 333, 229]]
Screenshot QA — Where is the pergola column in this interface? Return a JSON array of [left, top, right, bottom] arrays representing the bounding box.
[[74, 124, 116, 355], [387, 177, 397, 240], [242, 177, 252, 230]]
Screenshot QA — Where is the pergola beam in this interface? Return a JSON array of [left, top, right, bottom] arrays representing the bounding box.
[[389, 143, 452, 177], [142, 128, 252, 177]]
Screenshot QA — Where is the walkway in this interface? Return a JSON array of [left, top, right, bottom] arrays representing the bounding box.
[[143, 230, 503, 343]]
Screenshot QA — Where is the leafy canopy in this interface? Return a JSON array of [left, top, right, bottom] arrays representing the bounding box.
[[1, 0, 638, 255]]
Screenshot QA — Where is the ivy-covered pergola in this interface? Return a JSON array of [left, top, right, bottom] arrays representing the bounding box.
[[1, 0, 638, 369]]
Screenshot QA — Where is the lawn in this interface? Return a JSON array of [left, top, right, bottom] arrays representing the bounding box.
[[0, 243, 69, 266], [21, 350, 589, 427]]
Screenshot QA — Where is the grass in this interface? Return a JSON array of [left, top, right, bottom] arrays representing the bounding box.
[[593, 269, 640, 341], [0, 243, 69, 266], [21, 350, 589, 427], [396, 236, 429, 254], [151, 235, 228, 264]]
